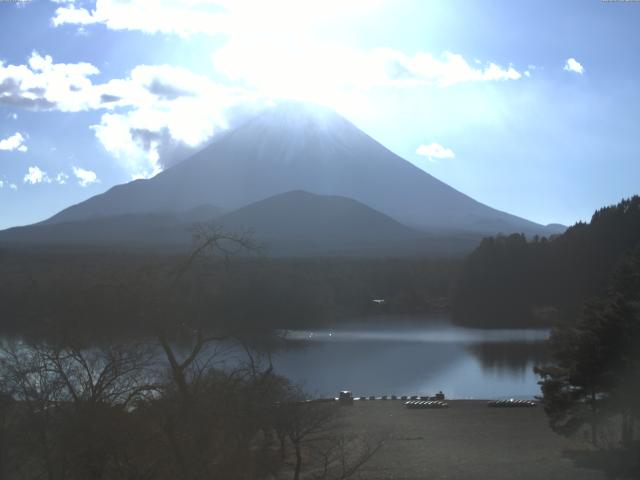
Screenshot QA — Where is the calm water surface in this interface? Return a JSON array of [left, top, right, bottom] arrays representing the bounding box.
[[0, 316, 549, 400], [271, 316, 549, 400]]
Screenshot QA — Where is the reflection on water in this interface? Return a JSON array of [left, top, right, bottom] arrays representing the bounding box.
[[282, 326, 549, 344], [466, 342, 548, 377], [272, 317, 549, 399], [1, 317, 549, 400]]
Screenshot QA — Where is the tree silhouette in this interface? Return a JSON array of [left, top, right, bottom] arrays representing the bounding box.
[[454, 196, 640, 327], [535, 245, 640, 447]]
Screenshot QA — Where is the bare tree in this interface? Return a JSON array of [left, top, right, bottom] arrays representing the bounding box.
[[0, 223, 386, 480], [156, 221, 264, 401], [148, 224, 273, 479], [0, 339, 157, 480], [274, 398, 386, 480], [309, 432, 386, 480]]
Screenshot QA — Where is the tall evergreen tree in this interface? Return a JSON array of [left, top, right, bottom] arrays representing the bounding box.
[[454, 196, 640, 327], [535, 246, 640, 447]]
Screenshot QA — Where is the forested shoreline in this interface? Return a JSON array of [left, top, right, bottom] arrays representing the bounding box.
[[1, 197, 638, 339], [0, 246, 459, 339], [453, 196, 640, 328]]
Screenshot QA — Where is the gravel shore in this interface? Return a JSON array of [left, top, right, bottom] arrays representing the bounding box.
[[341, 400, 607, 480]]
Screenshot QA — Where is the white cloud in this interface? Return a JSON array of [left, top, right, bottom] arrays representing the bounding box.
[[1, 179, 18, 191], [91, 110, 201, 179], [1, 177, 18, 191], [1, 52, 252, 176], [20, 170, 68, 185], [416, 143, 455, 162], [0, 53, 244, 119], [0, 132, 28, 152], [43, 1, 529, 179], [374, 49, 523, 87], [213, 42, 524, 108], [72, 166, 99, 186], [563, 58, 584, 74], [2, 40, 524, 180], [23, 166, 51, 184], [89, 64, 255, 176], [52, 0, 231, 37], [0, 52, 100, 111], [55, 172, 70, 184], [51, 0, 383, 37]]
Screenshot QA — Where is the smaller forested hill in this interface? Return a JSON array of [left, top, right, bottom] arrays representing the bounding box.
[[453, 196, 640, 327]]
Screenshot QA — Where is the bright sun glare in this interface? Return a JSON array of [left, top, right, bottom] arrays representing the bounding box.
[[208, 0, 387, 115]]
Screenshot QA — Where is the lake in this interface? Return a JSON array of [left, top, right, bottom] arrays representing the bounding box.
[[0, 316, 550, 401], [271, 316, 549, 400]]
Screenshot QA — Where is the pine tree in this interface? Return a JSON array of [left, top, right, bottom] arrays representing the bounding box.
[[535, 246, 640, 447]]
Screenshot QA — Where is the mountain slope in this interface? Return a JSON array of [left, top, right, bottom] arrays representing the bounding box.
[[215, 190, 423, 255], [0, 190, 483, 256], [0, 205, 224, 249], [44, 102, 550, 235]]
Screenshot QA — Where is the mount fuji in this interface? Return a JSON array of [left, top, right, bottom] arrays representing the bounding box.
[[0, 102, 562, 255]]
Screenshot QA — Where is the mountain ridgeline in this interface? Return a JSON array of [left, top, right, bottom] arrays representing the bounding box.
[[453, 196, 640, 327], [0, 191, 477, 256], [0, 102, 562, 257]]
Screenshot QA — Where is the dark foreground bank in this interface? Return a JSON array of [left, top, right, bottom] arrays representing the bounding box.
[[341, 401, 617, 480]]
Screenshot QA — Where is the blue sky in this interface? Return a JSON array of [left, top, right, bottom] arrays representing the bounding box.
[[1, 0, 639, 229]]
